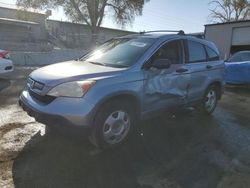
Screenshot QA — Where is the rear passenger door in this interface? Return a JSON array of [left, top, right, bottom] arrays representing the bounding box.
[[185, 40, 220, 102]]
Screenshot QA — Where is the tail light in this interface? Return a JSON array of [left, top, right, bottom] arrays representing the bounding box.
[[0, 51, 10, 59]]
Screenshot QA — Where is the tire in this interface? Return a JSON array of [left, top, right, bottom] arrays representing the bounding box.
[[199, 85, 218, 115], [89, 100, 135, 149]]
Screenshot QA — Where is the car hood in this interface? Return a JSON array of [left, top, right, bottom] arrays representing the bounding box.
[[30, 61, 126, 86]]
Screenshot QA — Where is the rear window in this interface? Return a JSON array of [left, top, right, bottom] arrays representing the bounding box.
[[187, 40, 207, 63]]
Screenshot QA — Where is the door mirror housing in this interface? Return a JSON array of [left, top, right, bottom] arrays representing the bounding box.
[[152, 59, 172, 69]]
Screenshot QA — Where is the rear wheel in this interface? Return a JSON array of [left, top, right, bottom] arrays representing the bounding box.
[[89, 100, 134, 149], [199, 85, 218, 115]]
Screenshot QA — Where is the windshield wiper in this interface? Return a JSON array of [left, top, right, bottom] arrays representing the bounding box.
[[105, 64, 129, 68], [88, 61, 128, 68], [88, 61, 107, 66]]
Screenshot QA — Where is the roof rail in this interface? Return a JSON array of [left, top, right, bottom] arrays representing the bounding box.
[[139, 30, 185, 35]]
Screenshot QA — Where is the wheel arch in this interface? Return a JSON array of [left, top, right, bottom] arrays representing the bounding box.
[[207, 81, 223, 99], [93, 92, 141, 119]]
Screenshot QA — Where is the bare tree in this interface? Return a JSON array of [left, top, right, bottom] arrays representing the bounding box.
[[209, 0, 250, 22], [16, 0, 149, 43]]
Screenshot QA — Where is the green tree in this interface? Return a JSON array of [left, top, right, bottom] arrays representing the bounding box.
[[209, 0, 250, 22], [16, 0, 149, 43]]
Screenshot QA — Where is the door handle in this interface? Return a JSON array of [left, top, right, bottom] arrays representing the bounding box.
[[176, 68, 188, 73], [206, 65, 213, 69]]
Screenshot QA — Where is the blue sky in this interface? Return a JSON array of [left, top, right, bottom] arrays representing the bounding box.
[[0, 0, 211, 33]]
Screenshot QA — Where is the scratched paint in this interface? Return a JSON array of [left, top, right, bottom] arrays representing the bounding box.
[[142, 66, 191, 111], [145, 67, 190, 98]]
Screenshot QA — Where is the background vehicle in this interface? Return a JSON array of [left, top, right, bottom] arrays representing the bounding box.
[[225, 51, 250, 85], [19, 31, 225, 149], [0, 49, 14, 78]]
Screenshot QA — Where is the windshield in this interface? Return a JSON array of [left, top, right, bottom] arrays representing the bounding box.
[[81, 38, 155, 68], [227, 52, 250, 62]]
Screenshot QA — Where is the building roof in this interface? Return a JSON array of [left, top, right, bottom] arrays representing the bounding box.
[[47, 19, 136, 34], [205, 20, 250, 27], [0, 6, 46, 16], [0, 17, 39, 25]]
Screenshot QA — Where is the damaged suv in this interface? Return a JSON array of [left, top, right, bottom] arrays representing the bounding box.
[[19, 31, 225, 148]]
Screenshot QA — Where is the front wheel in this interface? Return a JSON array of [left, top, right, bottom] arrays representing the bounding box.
[[89, 100, 134, 149], [199, 86, 218, 115]]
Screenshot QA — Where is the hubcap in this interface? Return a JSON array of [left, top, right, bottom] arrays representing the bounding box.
[[103, 110, 130, 145], [205, 89, 217, 112]]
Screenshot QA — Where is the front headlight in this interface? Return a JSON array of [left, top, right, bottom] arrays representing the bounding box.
[[47, 80, 96, 98]]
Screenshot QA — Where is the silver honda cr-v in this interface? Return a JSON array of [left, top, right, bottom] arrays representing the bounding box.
[[19, 31, 225, 148]]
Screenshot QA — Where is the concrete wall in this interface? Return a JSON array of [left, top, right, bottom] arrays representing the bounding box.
[[205, 21, 250, 59], [0, 7, 47, 29], [0, 20, 47, 41], [10, 49, 86, 66], [0, 7, 49, 51], [0, 19, 51, 51], [0, 7, 47, 40], [47, 20, 136, 49]]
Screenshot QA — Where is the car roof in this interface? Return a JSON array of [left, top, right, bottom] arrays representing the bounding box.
[[118, 32, 218, 52], [120, 33, 179, 39], [120, 32, 208, 43]]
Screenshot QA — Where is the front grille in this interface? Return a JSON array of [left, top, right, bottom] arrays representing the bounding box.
[[27, 78, 45, 91], [29, 89, 56, 104]]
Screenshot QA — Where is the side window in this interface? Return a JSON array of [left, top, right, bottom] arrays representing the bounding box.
[[152, 40, 182, 64], [228, 54, 242, 62], [187, 40, 207, 63], [228, 52, 250, 62], [205, 46, 219, 61]]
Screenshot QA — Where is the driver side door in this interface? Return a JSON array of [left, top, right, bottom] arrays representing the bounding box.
[[142, 39, 191, 115]]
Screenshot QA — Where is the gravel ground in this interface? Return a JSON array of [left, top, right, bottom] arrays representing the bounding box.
[[0, 66, 250, 188]]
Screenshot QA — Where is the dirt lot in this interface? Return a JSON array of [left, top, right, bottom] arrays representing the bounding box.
[[0, 67, 250, 188]]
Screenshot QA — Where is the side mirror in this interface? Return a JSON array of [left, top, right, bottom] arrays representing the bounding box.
[[152, 59, 172, 69]]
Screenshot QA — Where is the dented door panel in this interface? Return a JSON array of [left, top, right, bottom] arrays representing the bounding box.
[[143, 64, 191, 113]]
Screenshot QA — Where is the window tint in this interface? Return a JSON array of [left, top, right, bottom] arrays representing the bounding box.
[[187, 40, 206, 63], [206, 46, 219, 61], [228, 52, 250, 62], [152, 40, 182, 64]]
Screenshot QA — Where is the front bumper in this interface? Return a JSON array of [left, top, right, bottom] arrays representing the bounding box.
[[0, 68, 14, 79], [19, 90, 96, 129], [0, 59, 14, 79]]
